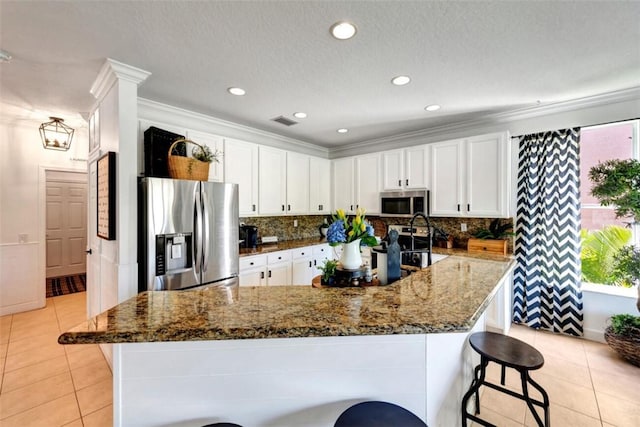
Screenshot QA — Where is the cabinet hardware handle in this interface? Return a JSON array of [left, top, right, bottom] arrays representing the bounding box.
[[85, 249, 92, 254], [457, 204, 460, 211], [406, 179, 409, 186], [278, 256, 281, 260], [398, 179, 401, 186], [260, 272, 264, 279], [356, 204, 359, 209], [319, 204, 323, 210], [268, 270, 272, 278], [467, 203, 470, 211], [252, 204, 256, 211], [282, 204, 285, 211], [314, 260, 317, 266], [309, 261, 312, 268], [301, 252, 305, 256], [288, 204, 291, 211], [250, 262, 254, 265], [350, 205, 353, 211]]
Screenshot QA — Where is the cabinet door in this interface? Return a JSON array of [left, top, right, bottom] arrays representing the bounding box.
[[466, 133, 506, 217], [186, 130, 224, 182], [291, 257, 313, 285], [355, 153, 381, 214], [312, 243, 332, 276], [286, 152, 310, 214], [258, 146, 287, 215], [431, 140, 463, 216], [224, 138, 258, 216], [382, 150, 403, 190], [332, 157, 355, 213], [404, 145, 428, 189], [267, 262, 291, 286], [239, 267, 265, 286], [309, 157, 331, 214]]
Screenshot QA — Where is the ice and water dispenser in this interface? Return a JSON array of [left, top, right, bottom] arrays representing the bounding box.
[[154, 233, 193, 276]]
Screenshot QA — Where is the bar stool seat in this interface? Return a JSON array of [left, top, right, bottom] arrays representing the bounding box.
[[334, 401, 427, 427], [462, 331, 550, 427], [202, 423, 243, 427]]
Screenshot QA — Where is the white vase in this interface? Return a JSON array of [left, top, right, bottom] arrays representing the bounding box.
[[340, 238, 362, 270]]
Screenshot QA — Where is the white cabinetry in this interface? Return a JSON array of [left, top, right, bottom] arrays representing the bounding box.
[[430, 132, 509, 218], [309, 157, 331, 214], [224, 138, 259, 216], [185, 130, 224, 182], [382, 146, 429, 190], [259, 146, 287, 215], [312, 243, 333, 277], [332, 154, 381, 215], [291, 246, 314, 285], [239, 251, 291, 286], [286, 152, 310, 214]]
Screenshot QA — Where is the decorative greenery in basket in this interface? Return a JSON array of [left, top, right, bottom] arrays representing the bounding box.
[[604, 314, 640, 367], [167, 138, 222, 181], [473, 218, 515, 240]]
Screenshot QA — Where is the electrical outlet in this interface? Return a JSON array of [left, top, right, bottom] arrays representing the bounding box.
[[461, 223, 467, 232], [293, 220, 298, 227]]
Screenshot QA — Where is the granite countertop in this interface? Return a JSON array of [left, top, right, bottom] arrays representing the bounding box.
[[239, 237, 329, 256], [59, 253, 515, 345]]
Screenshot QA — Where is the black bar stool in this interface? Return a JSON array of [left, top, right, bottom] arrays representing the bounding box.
[[462, 331, 550, 427], [335, 401, 427, 427]]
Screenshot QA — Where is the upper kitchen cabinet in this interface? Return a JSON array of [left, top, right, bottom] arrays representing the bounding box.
[[286, 152, 310, 215], [355, 153, 381, 214], [309, 157, 331, 214], [185, 129, 224, 182], [332, 154, 381, 215], [224, 138, 259, 216], [258, 146, 287, 215], [430, 132, 510, 218], [382, 146, 430, 190]]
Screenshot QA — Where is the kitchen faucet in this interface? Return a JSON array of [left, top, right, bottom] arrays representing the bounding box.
[[409, 211, 433, 266]]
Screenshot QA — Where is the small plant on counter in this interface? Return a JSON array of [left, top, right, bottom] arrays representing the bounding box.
[[473, 218, 515, 240], [318, 259, 338, 285], [326, 207, 377, 247]]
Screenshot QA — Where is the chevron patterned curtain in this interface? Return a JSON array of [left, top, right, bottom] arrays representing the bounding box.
[[513, 128, 583, 336]]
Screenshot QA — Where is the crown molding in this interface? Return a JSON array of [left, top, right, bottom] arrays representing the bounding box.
[[137, 98, 330, 158], [330, 86, 640, 157], [90, 58, 151, 102]]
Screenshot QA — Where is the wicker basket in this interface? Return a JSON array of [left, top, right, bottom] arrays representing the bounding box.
[[604, 326, 640, 367], [167, 139, 210, 181]]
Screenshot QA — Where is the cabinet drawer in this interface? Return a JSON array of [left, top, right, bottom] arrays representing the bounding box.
[[313, 244, 331, 257], [267, 250, 291, 264], [239, 255, 267, 270], [292, 246, 313, 259]]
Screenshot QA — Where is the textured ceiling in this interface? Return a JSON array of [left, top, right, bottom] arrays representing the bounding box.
[[1, 1, 639, 147]]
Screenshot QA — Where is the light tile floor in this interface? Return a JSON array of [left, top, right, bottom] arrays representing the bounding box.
[[1, 292, 639, 426], [0, 292, 112, 426]]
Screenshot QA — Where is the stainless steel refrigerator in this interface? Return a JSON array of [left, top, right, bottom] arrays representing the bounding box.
[[139, 177, 239, 291]]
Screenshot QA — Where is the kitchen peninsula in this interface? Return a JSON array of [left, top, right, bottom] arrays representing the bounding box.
[[59, 252, 514, 427]]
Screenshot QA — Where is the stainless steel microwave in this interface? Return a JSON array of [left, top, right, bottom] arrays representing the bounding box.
[[379, 190, 429, 217]]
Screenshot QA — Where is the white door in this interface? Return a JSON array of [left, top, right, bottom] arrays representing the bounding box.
[[355, 153, 381, 214], [224, 138, 259, 216], [309, 157, 331, 214], [267, 263, 291, 286], [286, 152, 310, 214], [466, 134, 505, 217], [46, 172, 87, 278], [382, 150, 403, 190], [431, 140, 463, 216], [404, 145, 429, 189], [291, 257, 313, 285], [87, 160, 101, 317], [332, 157, 355, 214], [258, 146, 287, 215]]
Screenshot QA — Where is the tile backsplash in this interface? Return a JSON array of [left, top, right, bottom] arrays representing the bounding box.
[[240, 215, 515, 252]]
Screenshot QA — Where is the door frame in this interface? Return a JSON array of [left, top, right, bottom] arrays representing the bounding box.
[[38, 165, 88, 302]]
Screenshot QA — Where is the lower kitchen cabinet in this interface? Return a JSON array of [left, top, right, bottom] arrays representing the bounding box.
[[239, 251, 292, 286], [291, 247, 314, 285]]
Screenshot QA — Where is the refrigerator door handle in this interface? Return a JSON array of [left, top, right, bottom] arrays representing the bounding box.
[[194, 186, 203, 275], [201, 189, 211, 272]]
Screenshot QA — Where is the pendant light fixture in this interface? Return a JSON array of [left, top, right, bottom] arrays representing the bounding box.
[[39, 117, 74, 151]]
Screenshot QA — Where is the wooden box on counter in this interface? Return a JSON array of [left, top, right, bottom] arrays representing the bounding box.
[[467, 238, 507, 256]]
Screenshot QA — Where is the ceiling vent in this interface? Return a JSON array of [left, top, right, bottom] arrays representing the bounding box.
[[271, 116, 298, 127]]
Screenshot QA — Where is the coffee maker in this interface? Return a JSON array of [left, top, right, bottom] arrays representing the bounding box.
[[239, 225, 258, 248]]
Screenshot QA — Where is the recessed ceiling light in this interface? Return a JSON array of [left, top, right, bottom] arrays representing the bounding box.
[[330, 21, 357, 40], [337, 128, 349, 134], [391, 75, 411, 86], [425, 104, 441, 112], [293, 112, 307, 119], [228, 87, 246, 96]]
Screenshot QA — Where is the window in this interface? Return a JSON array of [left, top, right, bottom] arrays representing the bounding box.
[[579, 119, 639, 286]]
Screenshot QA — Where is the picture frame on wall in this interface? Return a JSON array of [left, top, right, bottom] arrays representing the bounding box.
[[97, 151, 116, 240], [88, 109, 100, 154]]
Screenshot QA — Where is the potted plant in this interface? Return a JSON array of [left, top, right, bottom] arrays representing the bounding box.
[[326, 208, 377, 269], [168, 138, 221, 181], [318, 259, 338, 286], [467, 218, 514, 255], [589, 159, 640, 364]]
